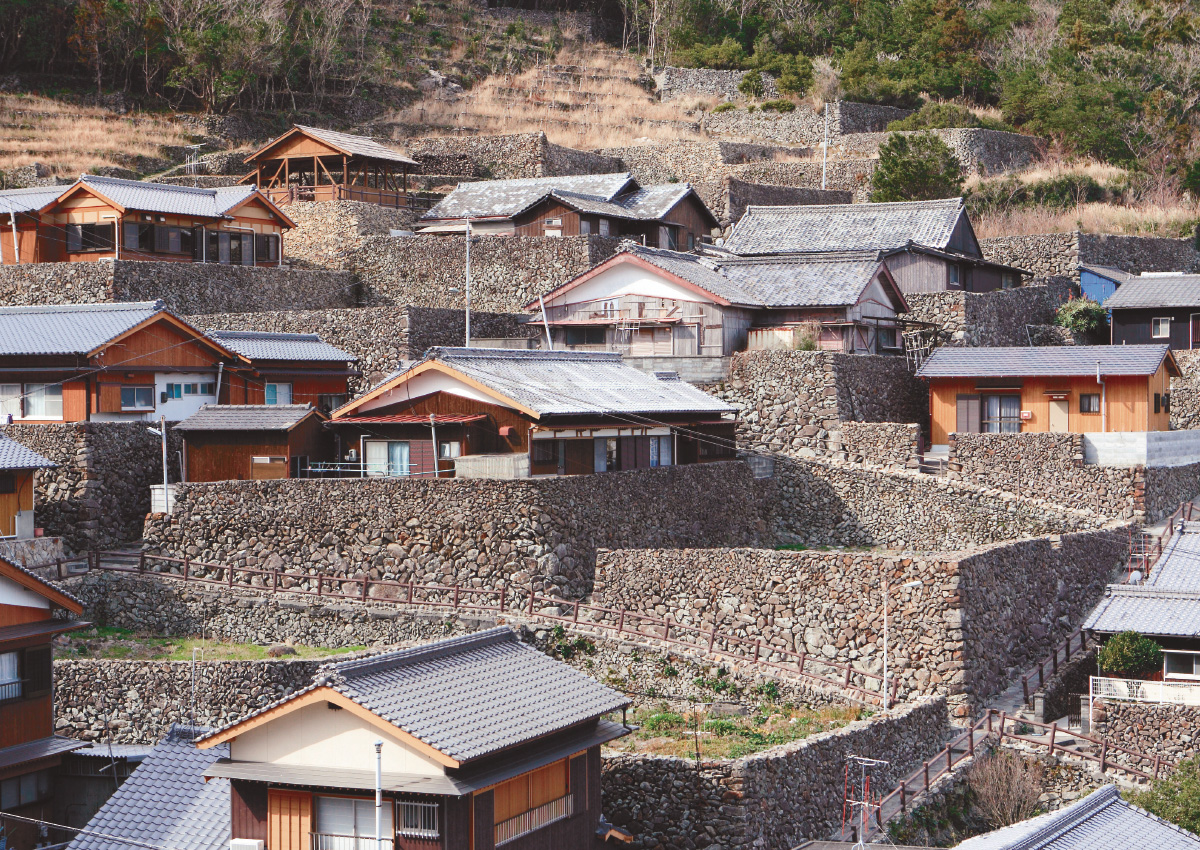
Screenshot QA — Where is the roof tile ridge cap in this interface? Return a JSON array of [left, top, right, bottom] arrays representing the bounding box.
[[1003, 785, 1122, 850], [1120, 793, 1200, 839], [332, 627, 515, 678]]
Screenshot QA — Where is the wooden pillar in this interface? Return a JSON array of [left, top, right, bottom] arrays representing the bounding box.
[[313, 155, 318, 186], [342, 155, 348, 187]]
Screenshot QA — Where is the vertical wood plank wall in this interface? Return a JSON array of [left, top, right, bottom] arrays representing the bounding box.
[[267, 789, 312, 850]]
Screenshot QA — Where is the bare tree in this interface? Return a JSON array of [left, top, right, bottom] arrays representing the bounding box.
[[966, 750, 1045, 829]]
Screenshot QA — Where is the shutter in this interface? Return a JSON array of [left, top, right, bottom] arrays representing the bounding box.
[[66, 224, 82, 252], [267, 790, 312, 850], [98, 383, 123, 413], [619, 436, 636, 471], [123, 222, 140, 250], [635, 436, 652, 469], [155, 225, 169, 252], [22, 646, 51, 696], [242, 233, 256, 265], [955, 394, 981, 434], [593, 438, 607, 473]]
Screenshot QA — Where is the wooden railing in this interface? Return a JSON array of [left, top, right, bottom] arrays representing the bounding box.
[[1128, 501, 1195, 579], [62, 551, 897, 707], [260, 184, 440, 212], [1021, 628, 1089, 706]]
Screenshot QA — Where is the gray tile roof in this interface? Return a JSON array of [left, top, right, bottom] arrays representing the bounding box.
[[293, 125, 418, 166], [955, 784, 1200, 849], [915, 345, 1172, 379], [1079, 265, 1136, 285], [0, 434, 55, 470], [1147, 525, 1200, 591], [553, 184, 704, 222], [326, 628, 629, 763], [421, 173, 635, 221], [725, 197, 967, 255], [411, 346, 735, 417], [173, 404, 318, 432], [622, 246, 760, 305], [66, 725, 230, 850], [0, 185, 68, 215], [1104, 274, 1200, 309], [0, 301, 167, 356], [78, 175, 264, 218], [0, 556, 83, 608], [206, 329, 356, 362], [1085, 525, 1200, 636], [0, 736, 88, 771]]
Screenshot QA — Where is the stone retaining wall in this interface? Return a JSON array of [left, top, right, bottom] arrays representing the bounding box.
[[1171, 350, 1200, 430], [282, 200, 416, 270], [830, 129, 1045, 176], [981, 233, 1200, 282], [653, 66, 781, 101], [720, 177, 851, 227], [197, 305, 537, 391], [903, 279, 1075, 347], [695, 99, 911, 145], [346, 234, 619, 312], [595, 530, 1125, 712], [598, 140, 806, 187], [836, 421, 920, 469], [409, 132, 621, 180], [0, 537, 64, 569], [1, 423, 182, 552], [141, 462, 765, 597], [1031, 649, 1096, 724], [0, 260, 357, 314], [722, 159, 878, 202], [1095, 701, 1200, 764], [601, 698, 950, 850]]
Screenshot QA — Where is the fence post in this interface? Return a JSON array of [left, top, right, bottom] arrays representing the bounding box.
[[617, 610, 625, 636], [408, 580, 414, 605], [709, 628, 717, 652], [946, 746, 954, 772], [844, 664, 853, 689], [890, 674, 901, 708], [1022, 676, 1029, 704], [968, 727, 975, 757], [1154, 754, 1161, 780], [900, 782, 906, 812], [752, 640, 760, 663], [138, 552, 146, 573], [361, 577, 368, 602], [453, 584, 460, 610], [1099, 740, 1107, 774], [55, 560, 63, 580], [317, 576, 323, 597], [1052, 648, 1059, 675], [1037, 662, 1045, 689], [663, 616, 671, 641], [528, 590, 535, 616], [228, 566, 234, 587], [797, 651, 807, 676], [1048, 723, 1057, 755], [183, 559, 189, 582], [923, 762, 930, 792], [574, 601, 580, 624], [272, 569, 278, 593]]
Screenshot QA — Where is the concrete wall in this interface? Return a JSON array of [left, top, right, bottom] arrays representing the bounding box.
[[1085, 431, 1200, 468]]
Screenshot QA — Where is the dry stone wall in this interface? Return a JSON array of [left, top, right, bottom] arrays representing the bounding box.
[[1171, 350, 1200, 430], [1094, 702, 1200, 764], [830, 129, 1044, 176], [981, 233, 1200, 282], [696, 99, 911, 144], [0, 423, 182, 552], [598, 140, 807, 186], [601, 698, 950, 850], [904, 279, 1075, 347], [721, 159, 877, 202], [346, 234, 619, 312], [282, 200, 416, 270], [719, 177, 851, 228], [836, 421, 921, 469], [197, 305, 537, 391], [141, 461, 766, 597], [409, 132, 621, 180], [653, 66, 781, 101], [0, 260, 357, 314]]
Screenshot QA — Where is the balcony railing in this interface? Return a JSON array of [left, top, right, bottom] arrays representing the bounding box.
[[310, 833, 393, 850], [495, 795, 573, 846], [1091, 675, 1200, 707], [0, 680, 21, 701]]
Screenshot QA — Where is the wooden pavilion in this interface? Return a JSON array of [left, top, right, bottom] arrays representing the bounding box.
[[239, 125, 419, 209]]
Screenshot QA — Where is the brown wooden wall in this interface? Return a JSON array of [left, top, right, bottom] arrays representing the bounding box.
[[662, 194, 717, 247], [232, 780, 269, 842], [0, 469, 35, 537], [183, 418, 331, 482], [356, 393, 530, 455], [0, 692, 51, 748]]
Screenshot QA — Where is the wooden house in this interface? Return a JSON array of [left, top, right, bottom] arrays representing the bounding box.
[[198, 628, 632, 850], [174, 405, 330, 482], [0, 557, 89, 850], [241, 125, 420, 209], [0, 175, 293, 266], [0, 435, 54, 540], [1079, 265, 1133, 305], [916, 345, 1180, 446], [1106, 274, 1200, 349], [532, 245, 911, 358], [328, 347, 736, 479], [724, 198, 1027, 294], [419, 173, 718, 250], [205, 330, 357, 413]]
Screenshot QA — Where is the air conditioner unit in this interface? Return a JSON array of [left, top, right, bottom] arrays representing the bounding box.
[[230, 841, 264, 850]]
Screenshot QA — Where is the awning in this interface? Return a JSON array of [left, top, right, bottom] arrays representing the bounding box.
[[0, 736, 89, 771], [0, 618, 90, 646], [205, 761, 471, 796]]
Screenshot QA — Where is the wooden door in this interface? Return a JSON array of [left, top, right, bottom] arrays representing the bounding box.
[[1049, 399, 1069, 432], [629, 330, 654, 357], [955, 394, 981, 434], [673, 324, 698, 356], [268, 789, 312, 850], [1191, 313, 1200, 348]]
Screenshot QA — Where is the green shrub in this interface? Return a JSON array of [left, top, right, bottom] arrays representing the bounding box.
[[1127, 756, 1200, 834], [712, 101, 737, 114], [870, 132, 964, 202], [1098, 631, 1163, 677], [643, 711, 685, 731], [409, 5, 428, 25], [738, 70, 765, 99], [761, 99, 795, 113], [888, 102, 1013, 133], [702, 717, 740, 736], [1054, 298, 1109, 341], [677, 37, 749, 70]]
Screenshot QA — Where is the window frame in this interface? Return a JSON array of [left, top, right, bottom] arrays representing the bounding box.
[[0, 383, 20, 419], [981, 393, 1022, 433], [0, 650, 20, 703], [1152, 317, 1171, 339], [120, 385, 156, 411], [23, 383, 63, 420], [396, 800, 440, 840], [1080, 393, 1101, 414], [1164, 650, 1200, 680], [66, 222, 115, 253], [264, 383, 293, 406]]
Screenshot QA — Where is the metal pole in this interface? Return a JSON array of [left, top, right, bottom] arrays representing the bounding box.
[[882, 576, 889, 709], [160, 415, 170, 515], [3, 199, 18, 265], [464, 219, 472, 347], [539, 294, 554, 351], [821, 103, 829, 191], [374, 740, 383, 850], [429, 414, 439, 479]]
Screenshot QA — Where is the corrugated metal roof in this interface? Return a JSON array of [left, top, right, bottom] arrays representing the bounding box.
[[0, 301, 165, 356], [206, 329, 355, 362], [330, 413, 487, 425], [1104, 274, 1200, 309], [76, 175, 263, 218], [1079, 265, 1136, 285], [915, 345, 1171, 378], [955, 785, 1200, 849], [173, 404, 318, 432], [0, 185, 67, 215], [0, 434, 56, 470], [421, 173, 635, 221], [419, 346, 734, 417], [293, 125, 418, 166], [0, 736, 88, 771], [67, 725, 229, 850], [725, 197, 967, 255]]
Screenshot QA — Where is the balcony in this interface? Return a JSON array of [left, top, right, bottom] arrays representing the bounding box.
[[310, 834, 393, 850], [1090, 675, 1200, 707], [495, 795, 573, 846], [260, 184, 438, 213]]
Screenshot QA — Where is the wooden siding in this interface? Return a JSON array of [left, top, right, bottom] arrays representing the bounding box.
[[0, 469, 34, 537], [948, 213, 982, 258], [928, 369, 1170, 444], [1112, 307, 1200, 349], [472, 790, 495, 850], [232, 780, 270, 842], [661, 194, 717, 248], [443, 795, 471, 850], [0, 693, 51, 748], [887, 252, 953, 294], [349, 392, 529, 455], [183, 417, 330, 482], [268, 788, 312, 850]]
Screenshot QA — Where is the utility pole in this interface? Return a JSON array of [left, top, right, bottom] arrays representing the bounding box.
[[821, 103, 830, 191], [464, 218, 472, 347]]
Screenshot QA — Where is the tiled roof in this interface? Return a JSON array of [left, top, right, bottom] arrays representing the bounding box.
[[553, 184, 703, 222], [173, 404, 319, 432], [206, 329, 356, 362], [0, 556, 84, 609], [725, 198, 968, 255], [0, 185, 67, 215], [916, 345, 1171, 378], [0, 301, 167, 356], [1104, 274, 1200, 309], [293, 125, 418, 166], [328, 628, 629, 763], [1080, 265, 1136, 285], [622, 246, 760, 305], [955, 784, 1200, 849], [0, 434, 55, 470], [1085, 525, 1200, 636], [76, 175, 264, 218], [417, 347, 734, 417], [67, 725, 230, 850], [421, 173, 635, 221], [1147, 525, 1200, 591], [0, 736, 88, 771]]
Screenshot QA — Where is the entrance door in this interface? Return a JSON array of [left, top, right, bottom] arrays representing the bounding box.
[[1191, 313, 1200, 348], [1049, 399, 1069, 432], [955, 394, 981, 433]]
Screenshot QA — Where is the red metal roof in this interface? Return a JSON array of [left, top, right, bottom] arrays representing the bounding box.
[[330, 413, 488, 425]]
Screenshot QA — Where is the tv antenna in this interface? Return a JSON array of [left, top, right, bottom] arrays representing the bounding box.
[[841, 754, 890, 847]]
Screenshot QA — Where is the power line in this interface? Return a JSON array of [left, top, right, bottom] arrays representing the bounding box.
[[0, 811, 194, 850]]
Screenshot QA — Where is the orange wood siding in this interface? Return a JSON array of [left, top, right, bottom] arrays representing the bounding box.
[[360, 391, 529, 454], [62, 379, 88, 421], [0, 469, 35, 537], [0, 603, 48, 627], [267, 789, 312, 850], [0, 694, 51, 747], [91, 321, 226, 372]]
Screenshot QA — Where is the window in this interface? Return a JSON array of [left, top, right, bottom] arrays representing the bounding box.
[[650, 435, 673, 467], [1002, 272, 1016, 290], [206, 231, 253, 265], [167, 382, 216, 399], [544, 218, 561, 226], [317, 394, 347, 414], [1080, 393, 1101, 414], [23, 384, 62, 419], [364, 441, 410, 477], [22, 646, 50, 696], [948, 264, 961, 288], [0, 769, 52, 810], [1153, 317, 1171, 338], [698, 437, 735, 458], [397, 801, 439, 839], [314, 796, 394, 850], [439, 441, 461, 459], [0, 651, 18, 701], [1165, 392, 1172, 413], [532, 441, 557, 466], [1165, 651, 1200, 679], [264, 383, 292, 405], [687, 233, 695, 250], [599, 299, 618, 319], [0, 474, 13, 495], [579, 220, 591, 235], [0, 383, 19, 419], [565, 327, 605, 347], [255, 234, 279, 263], [1155, 393, 1162, 414], [877, 327, 899, 350], [121, 386, 155, 410], [982, 394, 1022, 433], [66, 222, 114, 252], [598, 218, 610, 237]]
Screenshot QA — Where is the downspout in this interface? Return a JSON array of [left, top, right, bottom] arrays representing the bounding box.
[[214, 362, 225, 404], [539, 294, 554, 351], [429, 414, 439, 479], [374, 741, 383, 850], [3, 200, 18, 264], [1097, 360, 1106, 433]]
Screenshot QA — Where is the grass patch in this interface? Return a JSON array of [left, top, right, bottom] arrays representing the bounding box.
[[55, 628, 362, 662]]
